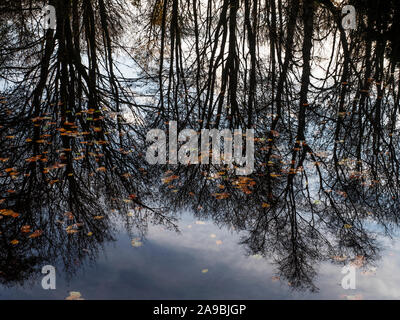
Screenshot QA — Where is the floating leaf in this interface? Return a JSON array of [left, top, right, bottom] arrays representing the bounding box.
[[28, 230, 43, 238], [331, 255, 347, 262], [350, 255, 365, 268], [131, 238, 143, 247], [65, 292, 84, 300], [0, 209, 19, 218]]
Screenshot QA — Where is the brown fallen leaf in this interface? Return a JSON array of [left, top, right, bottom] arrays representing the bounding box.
[[21, 225, 31, 233], [65, 291, 84, 300], [131, 238, 143, 247], [29, 230, 43, 238]]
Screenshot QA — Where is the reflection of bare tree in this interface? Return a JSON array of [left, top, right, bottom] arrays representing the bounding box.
[[0, 119, 178, 286], [1, 0, 400, 293], [153, 131, 390, 291]]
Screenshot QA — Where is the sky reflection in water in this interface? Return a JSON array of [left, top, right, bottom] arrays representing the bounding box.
[[1, 212, 400, 300]]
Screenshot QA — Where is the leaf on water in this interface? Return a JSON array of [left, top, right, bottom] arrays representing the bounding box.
[[93, 215, 104, 220], [195, 221, 206, 225], [350, 255, 365, 268], [64, 212, 74, 220], [212, 192, 230, 199], [10, 239, 19, 245], [0, 209, 19, 218], [216, 240, 222, 245], [331, 255, 347, 262], [201, 269, 208, 273], [210, 234, 216, 238], [28, 230, 43, 238], [65, 291, 84, 300], [344, 224, 352, 229], [66, 228, 78, 234], [131, 238, 143, 247]]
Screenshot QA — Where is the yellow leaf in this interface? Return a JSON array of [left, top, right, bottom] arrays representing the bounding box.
[[131, 238, 143, 247], [65, 292, 84, 300]]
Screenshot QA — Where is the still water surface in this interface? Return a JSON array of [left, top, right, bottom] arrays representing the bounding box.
[[1, 210, 400, 300]]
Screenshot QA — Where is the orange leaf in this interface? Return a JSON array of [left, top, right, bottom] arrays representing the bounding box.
[[29, 230, 43, 238], [21, 225, 31, 233]]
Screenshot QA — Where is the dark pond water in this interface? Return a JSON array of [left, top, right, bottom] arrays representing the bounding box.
[[1, 208, 400, 300], [2, 0, 400, 301]]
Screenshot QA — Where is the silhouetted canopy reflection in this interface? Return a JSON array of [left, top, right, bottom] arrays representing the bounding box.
[[1, 0, 400, 293]]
